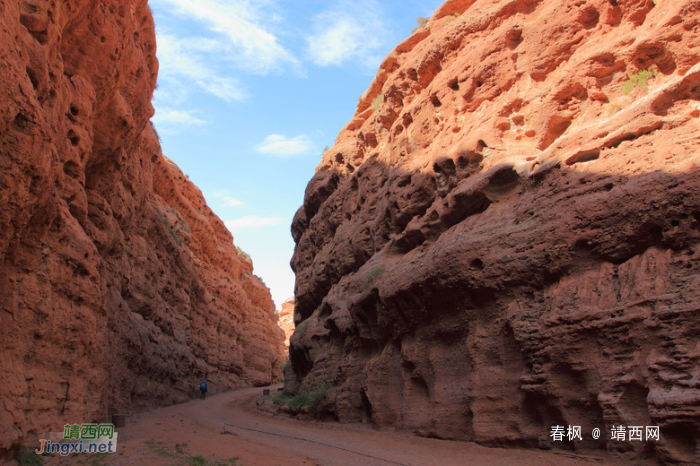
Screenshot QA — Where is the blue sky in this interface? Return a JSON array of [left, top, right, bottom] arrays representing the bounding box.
[[149, 0, 443, 308]]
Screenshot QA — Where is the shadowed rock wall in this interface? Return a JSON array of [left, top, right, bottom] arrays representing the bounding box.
[[288, 0, 700, 463], [0, 0, 282, 457]]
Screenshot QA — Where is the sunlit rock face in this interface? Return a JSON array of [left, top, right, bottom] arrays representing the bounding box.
[[288, 0, 700, 463], [0, 0, 282, 457], [279, 298, 296, 358]]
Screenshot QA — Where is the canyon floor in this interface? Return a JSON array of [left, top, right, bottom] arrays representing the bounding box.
[[37, 386, 611, 466]]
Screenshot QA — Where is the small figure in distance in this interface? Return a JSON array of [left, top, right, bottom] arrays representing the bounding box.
[[199, 380, 208, 400]]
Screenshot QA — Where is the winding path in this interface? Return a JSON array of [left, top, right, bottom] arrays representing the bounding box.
[[45, 385, 605, 466]]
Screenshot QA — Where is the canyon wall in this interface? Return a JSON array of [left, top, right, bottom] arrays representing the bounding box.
[[288, 0, 700, 463], [279, 298, 296, 358], [0, 0, 282, 457]]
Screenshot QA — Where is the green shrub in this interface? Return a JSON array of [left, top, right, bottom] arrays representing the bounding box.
[[289, 383, 332, 408], [156, 208, 184, 246], [146, 440, 177, 458], [295, 320, 309, 338], [88, 454, 110, 466], [270, 392, 294, 405], [236, 246, 252, 263], [169, 228, 184, 246], [270, 383, 332, 409], [146, 440, 239, 465], [363, 265, 386, 289], [17, 449, 44, 466], [622, 69, 658, 96], [413, 16, 429, 33]]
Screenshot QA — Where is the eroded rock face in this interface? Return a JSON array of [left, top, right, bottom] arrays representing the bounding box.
[[279, 298, 296, 358], [288, 0, 700, 463], [0, 0, 282, 457]]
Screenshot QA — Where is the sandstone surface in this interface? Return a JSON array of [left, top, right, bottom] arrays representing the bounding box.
[[0, 0, 282, 459], [288, 0, 700, 464], [278, 298, 296, 358]]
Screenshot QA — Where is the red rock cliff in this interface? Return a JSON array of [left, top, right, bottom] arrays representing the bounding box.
[[278, 298, 296, 358], [288, 0, 700, 464], [0, 0, 282, 457]]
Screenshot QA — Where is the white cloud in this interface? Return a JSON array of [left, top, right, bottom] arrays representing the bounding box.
[[155, 33, 248, 103], [208, 191, 245, 207], [255, 134, 314, 157], [152, 0, 299, 75], [225, 216, 285, 230], [152, 108, 205, 126], [306, 0, 387, 68], [223, 197, 244, 207]]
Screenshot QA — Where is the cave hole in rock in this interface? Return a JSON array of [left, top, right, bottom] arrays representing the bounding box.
[[619, 382, 651, 423], [13, 112, 30, 130], [579, 7, 600, 29], [522, 392, 570, 446], [506, 28, 523, 50], [360, 390, 373, 423], [633, 43, 676, 75], [67, 130, 80, 146], [391, 228, 427, 254], [410, 374, 430, 398], [540, 116, 572, 150], [487, 166, 520, 189], [319, 303, 332, 320], [566, 150, 600, 165], [470, 287, 497, 307], [63, 161, 80, 178], [26, 66, 39, 90]]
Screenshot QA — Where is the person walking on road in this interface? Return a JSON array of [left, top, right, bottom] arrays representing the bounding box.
[[199, 380, 208, 399]]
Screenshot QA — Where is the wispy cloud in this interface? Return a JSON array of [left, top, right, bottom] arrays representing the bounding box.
[[210, 192, 245, 207], [255, 134, 314, 157], [153, 0, 299, 75], [223, 197, 245, 207], [225, 216, 285, 230], [155, 33, 248, 103], [306, 0, 388, 68], [152, 108, 206, 127]]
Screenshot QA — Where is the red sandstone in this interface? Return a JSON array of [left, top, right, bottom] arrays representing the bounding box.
[[288, 1, 700, 464], [0, 0, 282, 459]]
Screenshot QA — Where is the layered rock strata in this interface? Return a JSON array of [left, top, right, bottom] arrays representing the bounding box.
[[288, 0, 700, 463], [0, 0, 282, 457]]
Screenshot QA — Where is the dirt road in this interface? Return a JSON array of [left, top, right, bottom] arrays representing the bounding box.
[[41, 385, 607, 466]]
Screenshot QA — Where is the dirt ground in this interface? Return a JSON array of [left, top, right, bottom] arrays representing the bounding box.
[[36, 385, 610, 466]]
